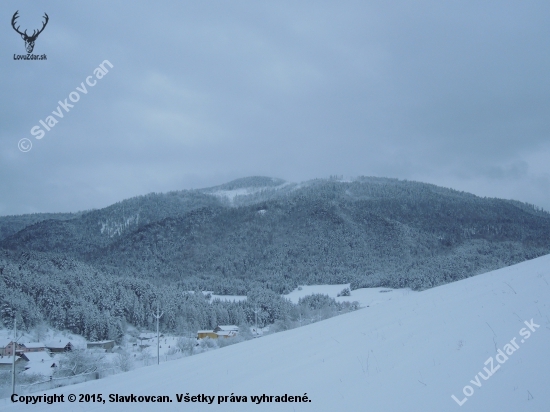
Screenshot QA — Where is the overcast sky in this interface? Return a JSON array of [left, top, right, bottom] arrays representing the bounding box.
[[1, 1, 549, 215]]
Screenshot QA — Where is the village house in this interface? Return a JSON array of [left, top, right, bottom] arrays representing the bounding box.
[[1, 340, 73, 357], [20, 352, 58, 377], [197, 330, 218, 339], [2, 341, 25, 357], [0, 340, 11, 357], [22, 342, 46, 353], [45, 341, 73, 353]]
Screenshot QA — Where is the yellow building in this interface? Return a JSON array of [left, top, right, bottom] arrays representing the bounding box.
[[197, 325, 239, 339], [197, 330, 218, 339]]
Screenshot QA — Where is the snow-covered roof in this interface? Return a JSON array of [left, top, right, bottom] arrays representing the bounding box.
[[44, 340, 71, 348], [216, 325, 239, 331], [197, 330, 215, 334], [216, 331, 237, 337], [0, 357, 16, 364], [21, 353, 57, 377], [24, 342, 45, 348], [21, 352, 51, 363]]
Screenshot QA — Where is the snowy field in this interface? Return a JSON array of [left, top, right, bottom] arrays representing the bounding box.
[[285, 284, 414, 307], [209, 284, 414, 307], [3, 254, 549, 411]]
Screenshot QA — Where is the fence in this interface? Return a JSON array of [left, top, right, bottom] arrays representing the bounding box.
[[6, 368, 117, 396]]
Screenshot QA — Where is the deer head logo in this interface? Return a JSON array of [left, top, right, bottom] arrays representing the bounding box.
[[11, 11, 49, 54]]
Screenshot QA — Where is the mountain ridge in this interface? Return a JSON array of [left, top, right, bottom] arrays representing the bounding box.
[[1, 176, 549, 294]]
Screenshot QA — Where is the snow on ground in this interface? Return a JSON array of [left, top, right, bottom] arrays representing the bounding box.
[[128, 335, 182, 360], [285, 284, 414, 307], [210, 181, 293, 204], [212, 188, 255, 202], [208, 284, 414, 307], [19, 353, 61, 378], [3, 254, 549, 411]]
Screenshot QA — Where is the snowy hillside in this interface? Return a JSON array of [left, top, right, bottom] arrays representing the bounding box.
[[3, 255, 550, 411]]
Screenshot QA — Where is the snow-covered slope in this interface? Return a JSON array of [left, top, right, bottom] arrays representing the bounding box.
[[4, 255, 550, 411]]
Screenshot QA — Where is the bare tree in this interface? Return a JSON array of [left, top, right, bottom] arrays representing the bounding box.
[[55, 349, 106, 377], [176, 337, 196, 356], [31, 322, 49, 342], [113, 350, 134, 372]]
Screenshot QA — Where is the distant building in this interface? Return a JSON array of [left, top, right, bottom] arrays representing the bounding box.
[[87, 340, 115, 352], [198, 325, 239, 339], [0, 355, 24, 371], [197, 330, 218, 339], [138, 333, 156, 341], [137, 332, 162, 349], [45, 341, 73, 353], [19, 352, 58, 377], [20, 352, 50, 362], [2, 342, 25, 357], [22, 342, 46, 353], [0, 340, 11, 357], [214, 325, 239, 333], [215, 330, 238, 338]]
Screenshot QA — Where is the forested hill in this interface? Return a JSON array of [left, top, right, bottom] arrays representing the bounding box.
[[0, 212, 80, 241], [2, 176, 550, 294]]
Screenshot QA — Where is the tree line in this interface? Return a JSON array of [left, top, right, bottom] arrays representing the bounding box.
[[0, 251, 358, 341]]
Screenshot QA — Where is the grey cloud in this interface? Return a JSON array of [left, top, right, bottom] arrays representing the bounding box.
[[1, 0, 549, 214]]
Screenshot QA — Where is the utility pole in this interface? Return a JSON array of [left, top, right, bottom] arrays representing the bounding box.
[[152, 304, 164, 365], [252, 307, 260, 336], [12, 318, 16, 396], [12, 318, 21, 396]]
